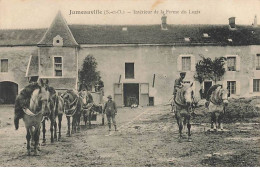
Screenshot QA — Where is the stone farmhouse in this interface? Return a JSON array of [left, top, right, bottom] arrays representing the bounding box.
[[0, 12, 260, 106]]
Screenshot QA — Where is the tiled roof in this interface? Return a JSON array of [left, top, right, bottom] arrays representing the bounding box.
[[37, 11, 79, 47], [0, 24, 260, 46], [0, 29, 46, 46], [68, 24, 260, 45]]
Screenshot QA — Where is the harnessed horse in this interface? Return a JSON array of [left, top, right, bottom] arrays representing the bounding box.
[[42, 87, 64, 143], [14, 79, 52, 155], [206, 85, 228, 131], [79, 91, 102, 128], [174, 83, 195, 142], [62, 90, 83, 136]]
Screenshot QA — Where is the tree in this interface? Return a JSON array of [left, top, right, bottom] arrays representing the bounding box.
[[211, 57, 226, 83], [194, 56, 226, 98], [194, 56, 226, 84], [79, 54, 101, 89]]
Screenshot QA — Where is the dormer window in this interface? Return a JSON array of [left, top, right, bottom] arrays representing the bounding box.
[[184, 37, 190, 42], [53, 35, 63, 46], [203, 33, 209, 38]]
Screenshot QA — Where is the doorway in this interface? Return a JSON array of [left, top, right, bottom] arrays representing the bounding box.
[[0, 81, 18, 104], [204, 81, 212, 98], [123, 83, 139, 107]]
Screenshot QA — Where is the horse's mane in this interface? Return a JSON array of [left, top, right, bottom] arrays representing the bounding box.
[[206, 84, 222, 101], [16, 83, 41, 109]]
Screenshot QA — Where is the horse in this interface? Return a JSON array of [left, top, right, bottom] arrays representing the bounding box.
[[42, 87, 64, 143], [173, 83, 195, 142], [62, 89, 83, 136], [79, 90, 102, 128], [206, 85, 229, 131], [14, 79, 52, 156]]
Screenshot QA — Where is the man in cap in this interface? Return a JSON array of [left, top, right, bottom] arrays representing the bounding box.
[[173, 72, 186, 100], [103, 95, 118, 131]]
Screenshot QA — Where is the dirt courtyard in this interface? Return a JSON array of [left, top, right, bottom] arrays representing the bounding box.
[[0, 104, 259, 167]]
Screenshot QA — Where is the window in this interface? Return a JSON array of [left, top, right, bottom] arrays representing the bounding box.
[[54, 57, 62, 77], [256, 54, 260, 70], [227, 81, 236, 94], [253, 79, 260, 92], [227, 56, 236, 71], [182, 56, 191, 71], [125, 63, 134, 79], [1, 59, 8, 72]]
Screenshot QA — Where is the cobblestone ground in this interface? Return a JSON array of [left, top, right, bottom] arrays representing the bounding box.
[[0, 104, 259, 167]]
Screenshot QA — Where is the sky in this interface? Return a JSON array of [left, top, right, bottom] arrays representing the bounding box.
[[0, 0, 260, 29]]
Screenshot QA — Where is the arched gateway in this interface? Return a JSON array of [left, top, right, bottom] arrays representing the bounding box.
[[0, 81, 18, 104]]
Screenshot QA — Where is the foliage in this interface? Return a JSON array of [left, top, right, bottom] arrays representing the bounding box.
[[194, 56, 226, 84], [79, 54, 101, 89]]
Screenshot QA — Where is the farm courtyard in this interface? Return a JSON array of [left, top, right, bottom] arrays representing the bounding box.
[[0, 98, 260, 167]]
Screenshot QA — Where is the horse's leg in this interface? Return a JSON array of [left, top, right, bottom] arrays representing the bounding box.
[[218, 112, 224, 130], [77, 113, 81, 132], [72, 116, 76, 134], [26, 128, 31, 156], [84, 111, 87, 126], [33, 127, 40, 156], [54, 119, 57, 141], [66, 116, 71, 137], [42, 120, 46, 143], [88, 110, 92, 129], [210, 112, 216, 131], [50, 118, 54, 143], [187, 118, 192, 142], [58, 114, 62, 140]]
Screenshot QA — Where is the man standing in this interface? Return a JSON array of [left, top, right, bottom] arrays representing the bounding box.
[[103, 95, 117, 131]]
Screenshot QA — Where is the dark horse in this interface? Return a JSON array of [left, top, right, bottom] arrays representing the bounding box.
[[14, 79, 52, 155], [174, 83, 195, 142], [206, 85, 229, 131], [62, 90, 83, 136], [42, 87, 64, 143]]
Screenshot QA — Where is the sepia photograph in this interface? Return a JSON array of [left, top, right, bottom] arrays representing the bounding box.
[[0, 0, 260, 167]]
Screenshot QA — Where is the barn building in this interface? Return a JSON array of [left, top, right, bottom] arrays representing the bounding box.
[[0, 12, 260, 106]]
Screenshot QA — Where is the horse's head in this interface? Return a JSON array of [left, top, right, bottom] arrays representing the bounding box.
[[79, 90, 87, 105], [62, 90, 77, 110], [182, 83, 194, 107], [38, 79, 52, 116], [219, 88, 229, 106]]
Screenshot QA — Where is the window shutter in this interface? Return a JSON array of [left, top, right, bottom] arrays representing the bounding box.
[[177, 56, 182, 71], [224, 56, 228, 71], [249, 79, 253, 94], [252, 55, 256, 69], [236, 81, 240, 95], [191, 56, 196, 71], [223, 80, 227, 89], [236, 56, 240, 71]]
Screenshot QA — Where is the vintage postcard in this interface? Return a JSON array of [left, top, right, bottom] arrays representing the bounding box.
[[0, 0, 260, 167]]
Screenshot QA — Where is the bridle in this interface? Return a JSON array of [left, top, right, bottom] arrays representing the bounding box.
[[63, 91, 79, 116]]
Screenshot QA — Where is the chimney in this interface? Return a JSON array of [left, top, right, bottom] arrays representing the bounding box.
[[161, 14, 167, 30], [253, 15, 258, 27], [229, 17, 236, 29]]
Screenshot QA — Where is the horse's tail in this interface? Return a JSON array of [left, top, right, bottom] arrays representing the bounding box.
[[14, 96, 25, 130]]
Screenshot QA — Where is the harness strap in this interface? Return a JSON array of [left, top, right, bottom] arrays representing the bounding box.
[[23, 108, 41, 117], [65, 97, 79, 117]]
